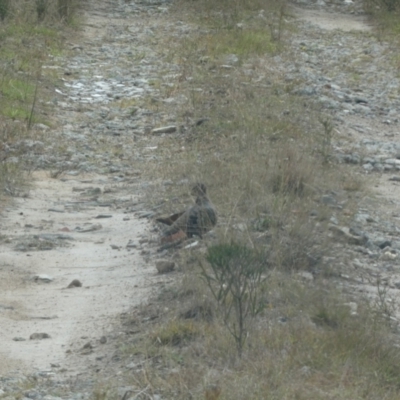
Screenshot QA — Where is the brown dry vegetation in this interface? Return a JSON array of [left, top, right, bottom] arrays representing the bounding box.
[[113, 0, 400, 399]]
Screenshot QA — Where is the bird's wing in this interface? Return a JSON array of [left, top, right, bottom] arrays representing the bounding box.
[[155, 211, 186, 226]]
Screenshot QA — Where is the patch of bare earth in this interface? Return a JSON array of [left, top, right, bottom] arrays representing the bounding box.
[[0, 171, 155, 376]]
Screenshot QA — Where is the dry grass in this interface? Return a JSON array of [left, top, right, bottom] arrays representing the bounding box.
[[112, 0, 400, 398], [118, 267, 400, 399], [0, 0, 82, 198], [361, 0, 400, 40], [143, 43, 357, 270]]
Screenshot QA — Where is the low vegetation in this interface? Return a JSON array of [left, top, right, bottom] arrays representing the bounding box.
[[362, 0, 400, 39], [112, 0, 400, 398], [0, 0, 80, 202]]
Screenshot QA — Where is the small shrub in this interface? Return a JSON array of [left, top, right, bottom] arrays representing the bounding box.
[[57, 0, 74, 20], [36, 0, 48, 20], [200, 242, 269, 356], [0, 0, 10, 20]]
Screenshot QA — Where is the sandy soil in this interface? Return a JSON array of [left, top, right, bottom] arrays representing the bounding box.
[[294, 7, 372, 31], [0, 172, 152, 376]]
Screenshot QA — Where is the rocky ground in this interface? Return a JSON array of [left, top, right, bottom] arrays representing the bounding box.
[[1, 0, 400, 398]]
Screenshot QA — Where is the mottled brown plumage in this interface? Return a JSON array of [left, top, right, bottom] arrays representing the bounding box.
[[160, 184, 217, 243]]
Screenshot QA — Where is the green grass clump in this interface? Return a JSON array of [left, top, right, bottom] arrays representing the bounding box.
[[204, 29, 277, 58]]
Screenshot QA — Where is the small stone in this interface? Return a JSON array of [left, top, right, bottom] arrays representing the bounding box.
[[349, 227, 364, 237], [224, 53, 239, 65], [13, 337, 26, 341], [100, 336, 107, 344], [363, 163, 373, 171], [151, 126, 177, 134], [381, 251, 397, 261], [375, 239, 391, 249], [329, 225, 367, 246], [155, 260, 175, 274], [126, 240, 138, 248], [343, 154, 360, 164], [67, 279, 82, 288], [297, 271, 314, 281], [34, 274, 53, 283], [184, 241, 199, 249], [344, 302, 358, 315], [30, 333, 51, 340], [76, 223, 102, 233], [136, 211, 155, 219], [234, 223, 247, 231], [321, 194, 336, 205]]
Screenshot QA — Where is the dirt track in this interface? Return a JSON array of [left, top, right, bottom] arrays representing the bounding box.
[[0, 172, 152, 375]]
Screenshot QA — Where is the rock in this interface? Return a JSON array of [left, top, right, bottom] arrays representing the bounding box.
[[33, 275, 53, 283], [126, 240, 138, 248], [184, 241, 199, 249], [381, 251, 397, 261], [76, 223, 102, 232], [155, 260, 175, 274], [67, 279, 82, 288], [151, 126, 177, 134], [223, 53, 239, 65], [30, 333, 51, 340], [394, 282, 400, 289], [349, 227, 365, 237], [344, 302, 358, 315], [297, 271, 314, 281], [374, 239, 391, 249], [343, 154, 360, 164], [329, 225, 368, 246], [13, 337, 26, 341], [321, 194, 336, 205], [81, 342, 93, 354], [136, 210, 155, 218], [48, 208, 65, 213], [100, 336, 107, 344]]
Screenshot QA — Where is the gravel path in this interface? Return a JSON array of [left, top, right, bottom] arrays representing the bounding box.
[[0, 0, 176, 391], [287, 1, 400, 298]]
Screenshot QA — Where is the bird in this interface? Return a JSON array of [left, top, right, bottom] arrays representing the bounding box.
[[158, 183, 217, 244]]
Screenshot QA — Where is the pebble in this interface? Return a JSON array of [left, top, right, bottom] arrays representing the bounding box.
[[99, 336, 107, 344], [67, 279, 82, 288], [29, 333, 51, 340], [33, 275, 53, 283], [151, 125, 177, 134]]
